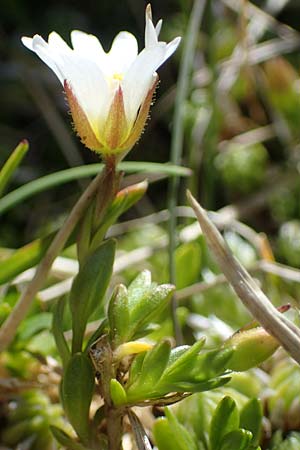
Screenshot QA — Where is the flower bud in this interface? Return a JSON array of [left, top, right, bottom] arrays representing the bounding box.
[[224, 327, 279, 371]]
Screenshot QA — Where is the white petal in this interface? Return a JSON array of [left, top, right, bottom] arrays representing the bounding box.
[[122, 43, 167, 124], [25, 35, 110, 138], [30, 35, 65, 83], [155, 19, 163, 38], [48, 32, 72, 53], [108, 31, 138, 74], [21, 36, 34, 50], [70, 30, 107, 68], [55, 51, 111, 137], [145, 4, 158, 48], [163, 36, 181, 64]]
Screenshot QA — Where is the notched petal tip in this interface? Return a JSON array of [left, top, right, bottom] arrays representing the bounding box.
[[146, 3, 152, 21], [64, 80, 103, 153]]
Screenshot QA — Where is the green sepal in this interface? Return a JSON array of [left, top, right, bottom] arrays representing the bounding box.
[[110, 379, 127, 406], [209, 396, 239, 450], [51, 426, 91, 450], [70, 239, 115, 353], [108, 284, 130, 346], [61, 353, 95, 444], [52, 298, 70, 367], [220, 429, 253, 450], [240, 398, 263, 446], [0, 140, 29, 198], [153, 408, 197, 450]]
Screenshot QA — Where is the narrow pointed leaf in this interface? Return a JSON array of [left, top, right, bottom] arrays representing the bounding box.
[[126, 341, 171, 400], [62, 353, 94, 444], [130, 284, 175, 333], [108, 284, 130, 345], [52, 298, 70, 367], [127, 270, 152, 309], [0, 162, 190, 215], [110, 379, 127, 406], [240, 398, 263, 446], [220, 429, 252, 450], [90, 180, 148, 248], [0, 140, 29, 197], [51, 426, 91, 450], [70, 239, 115, 353], [161, 339, 206, 382], [153, 409, 198, 450], [210, 396, 239, 450], [0, 182, 146, 286]]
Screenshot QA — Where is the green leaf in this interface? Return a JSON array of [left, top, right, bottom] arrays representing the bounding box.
[[52, 298, 70, 367], [0, 140, 29, 198], [51, 426, 91, 450], [70, 239, 115, 353], [220, 429, 253, 450], [126, 341, 171, 401], [110, 379, 127, 406], [127, 352, 147, 387], [127, 270, 153, 310], [61, 353, 94, 444], [130, 284, 175, 335], [165, 376, 231, 394], [153, 409, 197, 450], [240, 398, 263, 446], [108, 284, 130, 346], [210, 396, 240, 450], [175, 242, 202, 289], [194, 347, 234, 381], [18, 312, 52, 341], [0, 162, 190, 215], [0, 181, 146, 288], [90, 180, 148, 250], [160, 339, 206, 383], [0, 232, 56, 286], [139, 340, 171, 386]]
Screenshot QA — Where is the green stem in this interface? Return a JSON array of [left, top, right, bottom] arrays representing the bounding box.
[[0, 169, 105, 352], [167, 0, 206, 344]]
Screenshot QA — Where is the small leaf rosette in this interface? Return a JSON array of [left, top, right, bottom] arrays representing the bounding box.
[[21, 5, 180, 157]]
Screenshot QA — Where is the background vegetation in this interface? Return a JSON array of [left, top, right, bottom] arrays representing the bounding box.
[[1, 0, 300, 449]]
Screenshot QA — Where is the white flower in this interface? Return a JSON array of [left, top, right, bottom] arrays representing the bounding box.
[[21, 4, 180, 156]]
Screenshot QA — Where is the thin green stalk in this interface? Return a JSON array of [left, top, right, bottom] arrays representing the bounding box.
[[167, 0, 206, 344], [0, 162, 190, 216], [0, 169, 105, 352], [202, 0, 219, 208]]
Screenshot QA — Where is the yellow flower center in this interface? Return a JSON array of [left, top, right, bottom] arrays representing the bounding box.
[[112, 73, 123, 81]]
